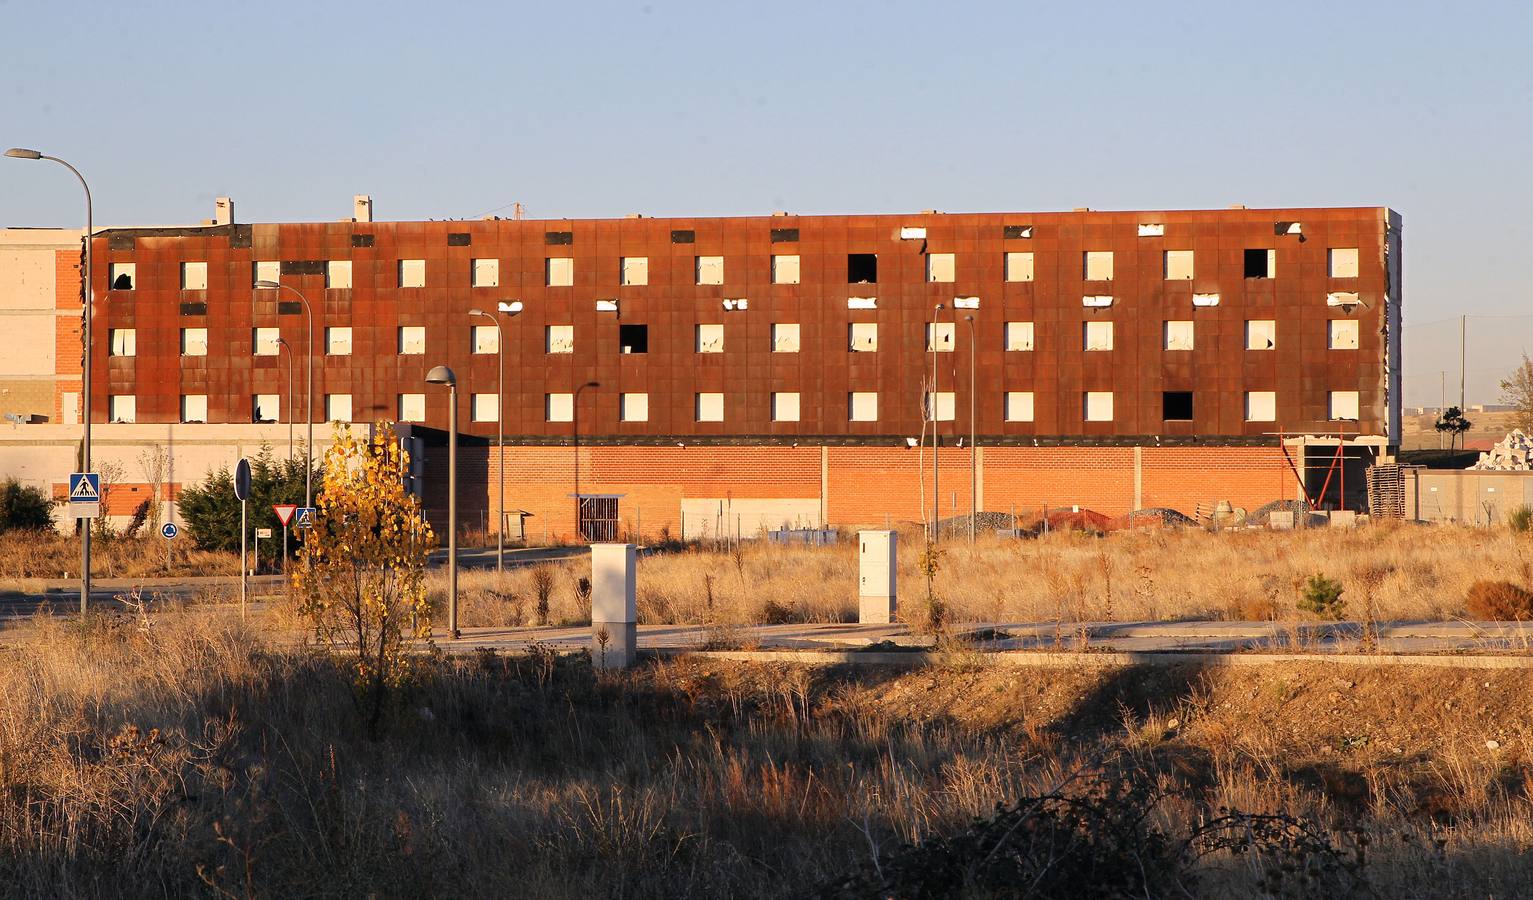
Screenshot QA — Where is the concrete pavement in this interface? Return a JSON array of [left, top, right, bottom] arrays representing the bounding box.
[[428, 618, 1533, 657]]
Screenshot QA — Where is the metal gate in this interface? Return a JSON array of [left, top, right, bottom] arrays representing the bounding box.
[[578, 496, 619, 542]]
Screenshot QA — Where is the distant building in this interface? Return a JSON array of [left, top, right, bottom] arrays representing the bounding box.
[[0, 203, 1403, 535]]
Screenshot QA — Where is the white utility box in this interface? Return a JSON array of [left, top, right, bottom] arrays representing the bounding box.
[[858, 530, 897, 624], [591, 543, 637, 668]]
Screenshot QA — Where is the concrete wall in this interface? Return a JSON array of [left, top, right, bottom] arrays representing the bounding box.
[[0, 422, 335, 528], [1405, 467, 1533, 525]]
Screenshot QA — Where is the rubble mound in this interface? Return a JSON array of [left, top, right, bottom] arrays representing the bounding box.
[[1470, 430, 1533, 471]]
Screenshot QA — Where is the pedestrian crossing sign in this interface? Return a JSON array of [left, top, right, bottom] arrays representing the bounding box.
[[69, 472, 100, 501]]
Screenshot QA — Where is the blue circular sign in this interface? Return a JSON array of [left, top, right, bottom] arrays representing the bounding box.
[[161, 522, 179, 540]]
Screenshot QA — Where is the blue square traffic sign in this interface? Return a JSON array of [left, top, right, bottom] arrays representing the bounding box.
[[68, 472, 100, 502]]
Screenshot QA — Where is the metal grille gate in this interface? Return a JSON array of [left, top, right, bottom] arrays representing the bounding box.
[[578, 496, 619, 542]]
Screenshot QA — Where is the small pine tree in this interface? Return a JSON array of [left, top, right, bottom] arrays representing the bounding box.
[[179, 447, 312, 553], [1298, 573, 1346, 619]]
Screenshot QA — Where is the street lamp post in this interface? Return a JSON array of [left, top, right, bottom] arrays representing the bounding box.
[[276, 336, 294, 463], [964, 314, 976, 543], [253, 280, 313, 507], [426, 365, 459, 638], [468, 301, 523, 578], [7, 148, 93, 616], [930, 303, 945, 542], [573, 380, 601, 542]]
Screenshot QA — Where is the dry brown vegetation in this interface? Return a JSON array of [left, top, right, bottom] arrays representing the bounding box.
[[3, 607, 1533, 897], [0, 532, 237, 580], [442, 522, 1533, 627]]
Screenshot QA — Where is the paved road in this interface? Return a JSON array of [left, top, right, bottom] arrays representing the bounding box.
[[425, 619, 1533, 656], [0, 545, 590, 617]]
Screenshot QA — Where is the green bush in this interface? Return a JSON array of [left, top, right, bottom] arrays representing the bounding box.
[[178, 447, 314, 553], [1298, 573, 1346, 619], [0, 478, 55, 534], [1509, 505, 1533, 534]]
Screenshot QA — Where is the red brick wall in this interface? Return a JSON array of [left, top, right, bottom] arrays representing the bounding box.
[[472, 442, 1297, 541], [54, 249, 82, 422]]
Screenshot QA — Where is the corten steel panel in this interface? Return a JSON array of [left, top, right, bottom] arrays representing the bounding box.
[[87, 208, 1398, 445]]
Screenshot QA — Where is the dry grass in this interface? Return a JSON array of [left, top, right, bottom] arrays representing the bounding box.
[[0, 532, 237, 580], [439, 521, 1533, 627], [3, 606, 1533, 896]]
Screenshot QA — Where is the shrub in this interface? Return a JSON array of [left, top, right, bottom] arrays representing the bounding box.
[[759, 599, 795, 625], [1298, 574, 1345, 619], [178, 447, 313, 553], [1465, 580, 1533, 620], [0, 478, 54, 534], [1509, 505, 1533, 534]]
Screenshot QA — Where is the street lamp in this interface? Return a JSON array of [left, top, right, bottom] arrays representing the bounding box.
[[469, 300, 523, 578], [253, 280, 314, 507], [930, 303, 945, 542], [426, 364, 459, 639], [276, 336, 294, 463], [573, 380, 601, 541], [964, 314, 977, 543], [8, 148, 93, 616]]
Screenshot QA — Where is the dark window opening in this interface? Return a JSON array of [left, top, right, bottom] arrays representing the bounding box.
[[771, 227, 799, 243], [1002, 224, 1033, 240], [351, 233, 375, 248], [111, 272, 133, 290], [1162, 391, 1194, 421], [619, 323, 648, 354], [448, 232, 471, 246], [277, 300, 304, 316], [544, 231, 572, 245], [671, 230, 695, 244], [1244, 248, 1271, 279], [847, 253, 878, 284], [179, 302, 207, 316]]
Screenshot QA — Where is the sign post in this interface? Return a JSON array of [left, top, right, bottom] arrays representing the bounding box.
[[273, 503, 297, 577], [68, 472, 101, 616], [234, 458, 251, 619], [160, 521, 178, 576]]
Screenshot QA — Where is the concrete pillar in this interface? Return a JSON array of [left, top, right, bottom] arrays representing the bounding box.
[[857, 530, 896, 624], [591, 543, 637, 668]]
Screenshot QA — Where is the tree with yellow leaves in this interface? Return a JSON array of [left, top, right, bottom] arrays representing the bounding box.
[[292, 422, 435, 735]]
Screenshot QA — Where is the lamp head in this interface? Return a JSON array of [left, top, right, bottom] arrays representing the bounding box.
[[4, 148, 42, 160], [468, 308, 484, 317], [498, 300, 524, 315], [425, 365, 457, 386], [253, 279, 281, 290], [904, 437, 919, 449]]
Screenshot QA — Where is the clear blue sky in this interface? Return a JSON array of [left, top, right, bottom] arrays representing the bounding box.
[[4, 0, 1531, 405]]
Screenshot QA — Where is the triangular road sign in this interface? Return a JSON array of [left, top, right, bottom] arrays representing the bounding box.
[[273, 503, 298, 526]]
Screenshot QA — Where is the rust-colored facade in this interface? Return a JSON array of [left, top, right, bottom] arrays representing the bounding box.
[[84, 206, 1402, 533]]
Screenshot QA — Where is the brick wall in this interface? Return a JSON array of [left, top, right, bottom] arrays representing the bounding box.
[[471, 442, 1298, 541], [53, 249, 82, 423]]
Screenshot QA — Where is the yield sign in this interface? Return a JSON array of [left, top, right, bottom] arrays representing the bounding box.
[[273, 503, 298, 526]]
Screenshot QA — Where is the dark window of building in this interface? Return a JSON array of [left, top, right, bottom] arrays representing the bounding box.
[[1162, 391, 1194, 421], [1244, 248, 1271, 279], [448, 232, 471, 246], [280, 260, 325, 276], [229, 225, 253, 249], [619, 323, 648, 354], [544, 231, 572, 245], [351, 233, 375, 248], [108, 235, 136, 251], [848, 253, 878, 284], [771, 228, 799, 243], [671, 230, 695, 244], [179, 302, 208, 316], [1002, 225, 1033, 240], [278, 300, 304, 316]]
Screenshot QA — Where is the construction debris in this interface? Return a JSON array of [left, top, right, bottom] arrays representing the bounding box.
[[1470, 430, 1533, 471]]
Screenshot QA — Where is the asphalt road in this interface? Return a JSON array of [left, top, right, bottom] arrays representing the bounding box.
[[0, 545, 591, 617]]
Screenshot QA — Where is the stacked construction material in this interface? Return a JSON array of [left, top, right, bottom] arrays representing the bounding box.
[[1470, 430, 1533, 470]]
